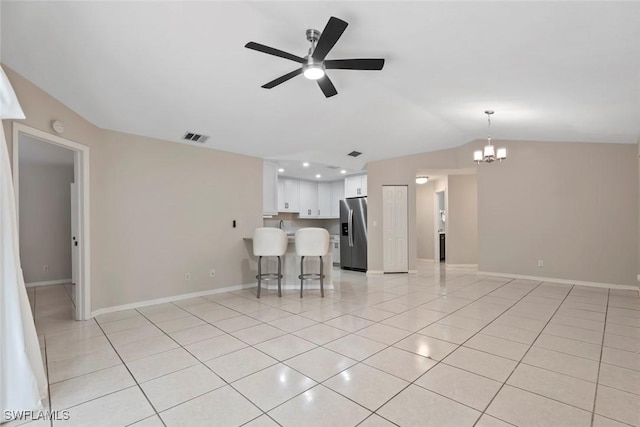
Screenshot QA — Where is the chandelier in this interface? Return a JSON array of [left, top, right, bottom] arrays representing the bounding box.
[[474, 110, 506, 163]]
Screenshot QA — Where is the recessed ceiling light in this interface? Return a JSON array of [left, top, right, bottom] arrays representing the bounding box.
[[302, 162, 310, 167], [340, 170, 346, 174], [315, 174, 321, 178], [278, 168, 284, 173]]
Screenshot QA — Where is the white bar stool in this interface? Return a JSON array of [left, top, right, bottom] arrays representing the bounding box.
[[294, 228, 330, 298], [253, 228, 288, 298]]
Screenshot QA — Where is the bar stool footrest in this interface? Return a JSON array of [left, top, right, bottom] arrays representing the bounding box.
[[297, 273, 325, 281]]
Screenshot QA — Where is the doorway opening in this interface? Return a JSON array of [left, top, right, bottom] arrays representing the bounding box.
[[13, 123, 91, 320]]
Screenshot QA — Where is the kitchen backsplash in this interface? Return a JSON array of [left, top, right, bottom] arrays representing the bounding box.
[[264, 218, 340, 235]]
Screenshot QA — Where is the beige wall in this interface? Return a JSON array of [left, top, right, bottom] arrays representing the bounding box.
[[478, 140, 637, 286], [369, 139, 638, 286], [4, 67, 263, 311], [447, 174, 477, 265], [19, 161, 74, 283], [367, 148, 460, 272]]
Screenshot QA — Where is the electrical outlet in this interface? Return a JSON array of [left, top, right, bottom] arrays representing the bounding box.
[[209, 269, 216, 278], [43, 265, 49, 272], [185, 273, 191, 280], [538, 260, 544, 268]]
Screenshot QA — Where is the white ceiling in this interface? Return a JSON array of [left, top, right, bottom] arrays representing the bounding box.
[[2, 1, 639, 180]]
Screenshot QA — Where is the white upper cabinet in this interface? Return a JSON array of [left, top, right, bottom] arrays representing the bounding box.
[[277, 178, 344, 218], [298, 181, 318, 218], [262, 161, 278, 216], [317, 183, 332, 217], [345, 174, 367, 198], [330, 181, 344, 218], [278, 179, 299, 212]]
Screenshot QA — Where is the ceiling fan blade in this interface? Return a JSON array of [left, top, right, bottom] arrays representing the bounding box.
[[245, 42, 305, 63], [324, 58, 385, 70], [317, 75, 338, 98], [261, 68, 303, 89], [311, 17, 348, 62]]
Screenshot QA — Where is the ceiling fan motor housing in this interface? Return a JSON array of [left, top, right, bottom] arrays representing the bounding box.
[[306, 29, 321, 43]]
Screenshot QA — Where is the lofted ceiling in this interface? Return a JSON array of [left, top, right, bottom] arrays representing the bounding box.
[[2, 1, 639, 181]]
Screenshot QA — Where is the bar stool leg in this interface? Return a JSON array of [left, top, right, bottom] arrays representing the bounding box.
[[300, 256, 305, 298], [257, 256, 262, 299], [277, 256, 282, 297], [320, 255, 324, 298]]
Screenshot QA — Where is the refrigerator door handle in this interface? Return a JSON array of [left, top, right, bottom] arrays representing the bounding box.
[[348, 209, 354, 247]]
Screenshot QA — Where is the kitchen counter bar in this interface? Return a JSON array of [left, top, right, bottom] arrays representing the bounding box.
[[244, 237, 333, 290]]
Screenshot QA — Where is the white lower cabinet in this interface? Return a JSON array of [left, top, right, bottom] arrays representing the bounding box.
[[332, 239, 340, 265]]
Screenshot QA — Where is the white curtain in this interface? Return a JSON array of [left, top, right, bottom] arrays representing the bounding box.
[[0, 66, 48, 420]]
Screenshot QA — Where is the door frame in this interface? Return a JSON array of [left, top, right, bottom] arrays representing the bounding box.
[[434, 190, 446, 262], [12, 123, 92, 320]]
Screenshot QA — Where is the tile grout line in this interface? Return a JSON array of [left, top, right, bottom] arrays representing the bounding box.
[[590, 288, 610, 427], [259, 277, 553, 420], [93, 318, 168, 427], [304, 277, 528, 423], [365, 277, 543, 422], [153, 274, 505, 422], [471, 284, 575, 427], [133, 306, 275, 422], [36, 277, 638, 427]]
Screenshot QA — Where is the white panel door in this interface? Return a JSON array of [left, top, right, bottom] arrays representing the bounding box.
[[383, 185, 408, 272]]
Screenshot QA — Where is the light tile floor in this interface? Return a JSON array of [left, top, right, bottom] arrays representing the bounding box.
[[11, 263, 640, 427]]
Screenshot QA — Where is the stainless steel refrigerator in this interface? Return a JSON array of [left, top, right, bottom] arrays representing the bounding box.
[[340, 197, 367, 272]]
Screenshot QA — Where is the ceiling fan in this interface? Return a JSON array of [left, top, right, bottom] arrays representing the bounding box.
[[245, 16, 385, 98]]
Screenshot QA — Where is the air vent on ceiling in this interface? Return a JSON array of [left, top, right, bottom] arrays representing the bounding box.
[[347, 151, 362, 157], [182, 132, 209, 143]]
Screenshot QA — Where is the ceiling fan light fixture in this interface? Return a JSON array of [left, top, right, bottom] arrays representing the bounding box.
[[302, 63, 325, 80]]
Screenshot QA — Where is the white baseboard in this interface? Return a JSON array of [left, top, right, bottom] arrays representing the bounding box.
[[366, 270, 384, 276], [446, 264, 478, 268], [91, 283, 255, 318], [417, 258, 435, 262], [26, 279, 72, 288], [477, 271, 639, 291], [91, 281, 337, 318]]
